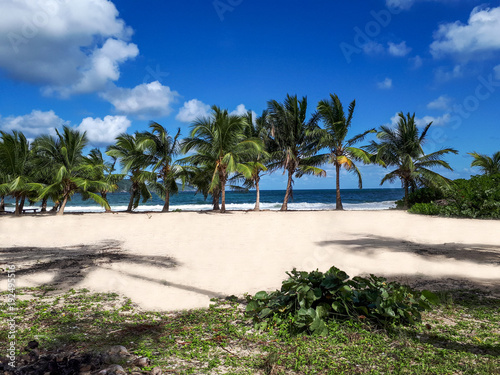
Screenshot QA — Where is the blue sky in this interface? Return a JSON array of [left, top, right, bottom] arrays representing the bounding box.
[[0, 0, 499, 190]]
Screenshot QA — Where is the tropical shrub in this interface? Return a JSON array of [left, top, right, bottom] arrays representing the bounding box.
[[245, 267, 437, 336], [409, 202, 440, 215], [439, 174, 500, 219], [396, 186, 444, 209]]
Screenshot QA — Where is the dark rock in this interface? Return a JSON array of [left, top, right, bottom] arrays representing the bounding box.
[[28, 341, 39, 350]]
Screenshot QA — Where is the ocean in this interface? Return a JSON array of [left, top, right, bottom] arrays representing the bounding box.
[[3, 188, 404, 212]]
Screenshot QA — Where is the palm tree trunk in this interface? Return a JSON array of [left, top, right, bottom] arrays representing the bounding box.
[[281, 169, 294, 211], [0, 195, 5, 212], [41, 197, 48, 212], [162, 190, 170, 212], [335, 163, 343, 210], [18, 195, 26, 214], [14, 196, 20, 216], [212, 191, 220, 210], [57, 194, 69, 216], [102, 192, 111, 213], [127, 185, 136, 212], [51, 201, 60, 212], [254, 177, 260, 211], [220, 172, 227, 213], [403, 179, 409, 210]]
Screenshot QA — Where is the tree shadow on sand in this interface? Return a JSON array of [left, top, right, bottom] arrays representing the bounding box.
[[317, 234, 500, 265], [0, 240, 179, 291]]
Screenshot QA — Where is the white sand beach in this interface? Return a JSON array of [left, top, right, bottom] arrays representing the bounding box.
[[1, 210, 499, 311]]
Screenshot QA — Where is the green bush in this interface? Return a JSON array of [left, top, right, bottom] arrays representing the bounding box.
[[245, 267, 437, 336], [440, 174, 500, 219], [396, 187, 444, 209], [409, 202, 440, 215]]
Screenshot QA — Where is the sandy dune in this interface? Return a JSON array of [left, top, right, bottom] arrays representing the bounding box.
[[1, 210, 499, 310]]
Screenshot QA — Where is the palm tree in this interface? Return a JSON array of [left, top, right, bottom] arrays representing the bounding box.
[[468, 151, 500, 176], [234, 110, 270, 211], [84, 148, 124, 212], [315, 94, 375, 210], [266, 94, 326, 211], [182, 106, 263, 213], [34, 127, 110, 215], [106, 133, 156, 212], [367, 112, 457, 209], [0, 131, 40, 215], [140, 122, 182, 212]]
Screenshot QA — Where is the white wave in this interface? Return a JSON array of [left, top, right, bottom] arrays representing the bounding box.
[[3, 201, 396, 213]]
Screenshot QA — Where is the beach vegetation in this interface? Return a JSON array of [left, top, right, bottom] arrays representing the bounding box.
[[2, 286, 498, 374], [139, 122, 183, 212], [0, 130, 40, 215], [410, 174, 500, 218], [106, 132, 157, 212], [367, 112, 458, 209], [181, 105, 264, 213], [245, 267, 437, 336], [33, 127, 112, 215], [468, 150, 500, 176], [314, 93, 375, 210], [396, 186, 445, 209], [266, 94, 326, 210], [232, 110, 270, 211]]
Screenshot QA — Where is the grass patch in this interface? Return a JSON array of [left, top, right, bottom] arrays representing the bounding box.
[[1, 287, 499, 374]]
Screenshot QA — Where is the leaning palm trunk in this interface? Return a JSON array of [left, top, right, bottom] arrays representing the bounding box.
[[127, 184, 137, 212], [162, 190, 170, 212], [57, 194, 69, 216], [18, 195, 26, 214], [254, 178, 260, 211], [101, 192, 112, 213], [281, 169, 294, 211], [0, 196, 5, 212], [335, 163, 343, 210]]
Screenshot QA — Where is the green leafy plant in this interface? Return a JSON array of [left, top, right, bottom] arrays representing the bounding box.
[[396, 186, 444, 209], [245, 267, 438, 336], [409, 202, 440, 215]]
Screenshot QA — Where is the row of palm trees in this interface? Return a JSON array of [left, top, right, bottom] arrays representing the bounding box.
[[2, 93, 493, 216]]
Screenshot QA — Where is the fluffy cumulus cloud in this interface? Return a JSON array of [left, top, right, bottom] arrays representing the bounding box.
[[76, 115, 131, 146], [427, 95, 452, 111], [176, 99, 211, 123], [430, 6, 500, 59], [101, 81, 179, 119], [0, 110, 66, 138], [377, 77, 393, 89], [0, 0, 138, 96], [388, 41, 411, 57]]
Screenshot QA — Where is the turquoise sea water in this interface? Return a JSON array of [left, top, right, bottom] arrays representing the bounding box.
[[4, 188, 404, 212]]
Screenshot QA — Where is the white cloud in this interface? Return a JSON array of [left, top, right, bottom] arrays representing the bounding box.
[[0, 110, 66, 138], [389, 112, 451, 128], [377, 78, 393, 89], [76, 115, 131, 146], [409, 55, 423, 69], [101, 81, 179, 119], [494, 64, 500, 79], [430, 6, 500, 59], [230, 104, 250, 116], [427, 95, 452, 111], [176, 99, 211, 123], [362, 41, 384, 55], [388, 41, 412, 56], [434, 64, 463, 82], [0, 0, 138, 96]]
